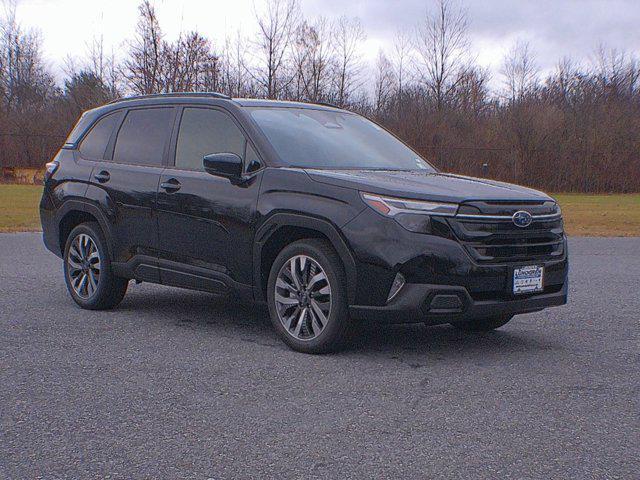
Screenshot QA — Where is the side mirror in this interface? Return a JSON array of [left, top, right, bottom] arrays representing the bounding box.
[[203, 152, 243, 179]]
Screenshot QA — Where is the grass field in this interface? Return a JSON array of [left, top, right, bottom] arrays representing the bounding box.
[[0, 185, 43, 232], [1, 184, 639, 236], [554, 193, 640, 237]]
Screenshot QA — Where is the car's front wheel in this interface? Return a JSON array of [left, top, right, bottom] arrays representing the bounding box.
[[63, 222, 128, 310], [267, 239, 350, 354], [450, 315, 514, 332]]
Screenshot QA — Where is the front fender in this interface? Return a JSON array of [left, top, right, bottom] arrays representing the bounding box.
[[253, 212, 358, 303]]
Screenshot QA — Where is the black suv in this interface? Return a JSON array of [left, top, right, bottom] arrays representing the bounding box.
[[40, 92, 568, 353]]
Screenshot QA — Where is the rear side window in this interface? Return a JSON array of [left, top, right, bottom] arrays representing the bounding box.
[[64, 112, 95, 147], [175, 108, 246, 171], [79, 112, 120, 160], [113, 108, 173, 166]]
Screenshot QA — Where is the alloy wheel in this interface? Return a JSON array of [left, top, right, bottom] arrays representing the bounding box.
[[274, 254, 332, 341], [67, 233, 101, 299]]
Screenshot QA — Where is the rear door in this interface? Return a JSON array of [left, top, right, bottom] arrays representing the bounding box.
[[91, 106, 175, 280], [156, 106, 263, 292], [73, 110, 124, 200]]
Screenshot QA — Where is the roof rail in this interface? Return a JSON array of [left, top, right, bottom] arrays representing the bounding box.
[[313, 101, 343, 109], [108, 91, 231, 104]]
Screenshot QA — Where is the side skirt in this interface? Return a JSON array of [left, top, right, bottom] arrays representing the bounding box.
[[112, 255, 253, 302]]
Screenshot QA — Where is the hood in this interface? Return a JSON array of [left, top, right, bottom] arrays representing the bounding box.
[[304, 169, 552, 203]]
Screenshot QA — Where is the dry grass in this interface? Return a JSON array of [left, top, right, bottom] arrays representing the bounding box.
[[554, 194, 640, 237], [0, 184, 43, 232], [0, 185, 638, 236]]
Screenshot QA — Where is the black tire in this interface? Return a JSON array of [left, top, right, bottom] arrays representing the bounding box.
[[267, 239, 350, 354], [450, 315, 514, 333], [63, 222, 128, 310]]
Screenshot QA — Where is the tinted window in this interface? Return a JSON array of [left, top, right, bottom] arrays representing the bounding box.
[[79, 112, 120, 160], [249, 107, 436, 171], [175, 108, 246, 171], [113, 108, 173, 166]]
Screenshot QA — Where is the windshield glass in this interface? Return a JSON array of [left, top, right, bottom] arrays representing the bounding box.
[[249, 107, 436, 171]]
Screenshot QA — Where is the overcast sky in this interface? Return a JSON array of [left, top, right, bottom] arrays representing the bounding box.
[[11, 0, 640, 87]]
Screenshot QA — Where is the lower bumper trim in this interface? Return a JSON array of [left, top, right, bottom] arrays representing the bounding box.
[[349, 282, 568, 324]]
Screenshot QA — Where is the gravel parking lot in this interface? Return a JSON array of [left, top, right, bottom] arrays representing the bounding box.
[[1, 233, 638, 479]]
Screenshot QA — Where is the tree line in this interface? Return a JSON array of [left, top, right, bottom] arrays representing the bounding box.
[[0, 0, 638, 192]]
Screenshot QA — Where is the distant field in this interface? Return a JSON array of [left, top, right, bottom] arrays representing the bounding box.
[[554, 194, 640, 237], [0, 185, 42, 232], [0, 184, 638, 236]]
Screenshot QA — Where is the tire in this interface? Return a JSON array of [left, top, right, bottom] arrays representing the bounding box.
[[267, 239, 350, 354], [450, 315, 514, 333], [63, 222, 128, 310]]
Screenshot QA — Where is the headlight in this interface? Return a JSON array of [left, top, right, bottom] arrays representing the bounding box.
[[360, 192, 458, 217], [554, 203, 562, 216]]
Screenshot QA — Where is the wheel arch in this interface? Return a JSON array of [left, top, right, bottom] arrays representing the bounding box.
[[57, 200, 113, 258], [253, 213, 357, 303]]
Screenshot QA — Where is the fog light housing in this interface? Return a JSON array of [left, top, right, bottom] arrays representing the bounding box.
[[387, 272, 406, 303]]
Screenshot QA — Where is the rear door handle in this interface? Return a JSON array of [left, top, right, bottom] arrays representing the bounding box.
[[94, 171, 110, 183], [160, 178, 181, 192]]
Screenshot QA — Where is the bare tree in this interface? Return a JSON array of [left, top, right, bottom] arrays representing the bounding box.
[[414, 0, 469, 111], [547, 56, 576, 105], [393, 30, 412, 99], [292, 17, 332, 102], [0, 0, 61, 169], [252, 0, 299, 99], [501, 40, 539, 101], [123, 0, 163, 94], [451, 65, 489, 116], [160, 31, 219, 92], [221, 31, 252, 97], [0, 0, 639, 194], [373, 49, 396, 113], [332, 16, 365, 106], [85, 35, 119, 97], [593, 45, 639, 98]]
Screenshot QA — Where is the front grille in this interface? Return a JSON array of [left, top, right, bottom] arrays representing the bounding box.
[[448, 201, 565, 264]]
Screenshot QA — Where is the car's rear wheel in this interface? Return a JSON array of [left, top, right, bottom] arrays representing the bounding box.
[[63, 222, 128, 310], [267, 239, 350, 354], [450, 315, 514, 332]]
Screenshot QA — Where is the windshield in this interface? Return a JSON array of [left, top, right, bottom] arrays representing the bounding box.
[[249, 107, 436, 171]]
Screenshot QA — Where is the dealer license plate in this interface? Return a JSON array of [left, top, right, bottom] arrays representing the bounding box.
[[513, 265, 544, 294]]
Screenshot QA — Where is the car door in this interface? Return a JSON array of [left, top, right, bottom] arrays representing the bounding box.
[[156, 106, 263, 293], [90, 106, 175, 281]]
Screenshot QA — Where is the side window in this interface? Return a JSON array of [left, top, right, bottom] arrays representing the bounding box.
[[78, 112, 120, 160], [113, 108, 173, 166], [175, 108, 246, 171]]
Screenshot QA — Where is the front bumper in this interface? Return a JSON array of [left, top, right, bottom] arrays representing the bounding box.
[[341, 207, 569, 322], [349, 280, 567, 324]]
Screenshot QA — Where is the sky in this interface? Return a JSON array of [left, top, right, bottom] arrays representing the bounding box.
[[11, 0, 640, 88]]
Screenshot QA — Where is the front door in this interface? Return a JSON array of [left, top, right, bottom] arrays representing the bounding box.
[[156, 107, 262, 293]]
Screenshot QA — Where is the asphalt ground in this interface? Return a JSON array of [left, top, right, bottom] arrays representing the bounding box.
[[1, 233, 639, 479]]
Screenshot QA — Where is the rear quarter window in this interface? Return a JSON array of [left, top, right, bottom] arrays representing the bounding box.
[[78, 112, 121, 160], [64, 113, 94, 147]]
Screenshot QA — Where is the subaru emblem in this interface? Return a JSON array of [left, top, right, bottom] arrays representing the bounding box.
[[512, 210, 533, 228]]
